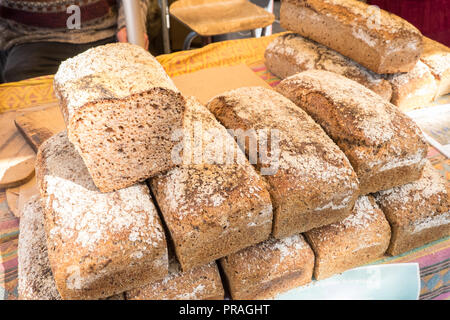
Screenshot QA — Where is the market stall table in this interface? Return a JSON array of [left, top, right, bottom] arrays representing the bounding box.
[[0, 34, 449, 300]]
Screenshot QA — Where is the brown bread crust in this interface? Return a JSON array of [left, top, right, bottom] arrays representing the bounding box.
[[35, 131, 168, 299], [264, 32, 392, 100], [207, 87, 359, 238], [375, 162, 450, 256], [53, 43, 185, 192], [150, 97, 273, 271], [305, 196, 391, 280], [277, 70, 428, 194], [220, 234, 314, 299], [280, 0, 423, 74]]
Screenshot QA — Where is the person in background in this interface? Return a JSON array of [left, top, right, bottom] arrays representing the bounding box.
[[0, 0, 150, 83], [368, 0, 449, 46]]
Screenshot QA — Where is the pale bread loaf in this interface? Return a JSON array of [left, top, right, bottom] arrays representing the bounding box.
[[126, 257, 224, 300], [386, 61, 438, 111]]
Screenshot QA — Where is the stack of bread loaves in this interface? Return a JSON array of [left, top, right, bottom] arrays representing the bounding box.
[[265, 0, 450, 111], [17, 4, 450, 299]]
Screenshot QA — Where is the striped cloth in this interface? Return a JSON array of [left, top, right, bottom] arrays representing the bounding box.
[[0, 34, 449, 300]]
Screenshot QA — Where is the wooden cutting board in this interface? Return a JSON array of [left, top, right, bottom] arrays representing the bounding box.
[[0, 110, 36, 189], [14, 102, 65, 152], [6, 175, 39, 218]]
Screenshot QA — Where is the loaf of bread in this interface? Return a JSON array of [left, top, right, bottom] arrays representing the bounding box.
[[207, 87, 359, 238], [18, 195, 125, 300], [150, 97, 273, 271], [375, 162, 450, 256], [126, 257, 224, 300], [220, 234, 314, 299], [386, 61, 438, 111], [421, 37, 450, 98], [54, 43, 185, 192], [305, 195, 391, 280], [35, 131, 168, 299], [18, 196, 61, 300], [264, 33, 392, 100], [277, 70, 428, 194], [280, 0, 423, 74]]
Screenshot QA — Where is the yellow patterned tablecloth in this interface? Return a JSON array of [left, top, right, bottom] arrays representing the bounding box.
[[0, 35, 449, 300]]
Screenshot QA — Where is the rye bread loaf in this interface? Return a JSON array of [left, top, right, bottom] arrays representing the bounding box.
[[264, 32, 392, 100], [375, 162, 450, 256], [126, 257, 224, 300], [220, 234, 314, 299], [150, 97, 273, 271], [54, 43, 185, 192], [386, 61, 438, 111], [207, 87, 359, 238], [280, 0, 423, 74], [35, 131, 168, 299], [421, 37, 450, 98], [17, 195, 125, 300], [305, 195, 391, 280], [277, 70, 428, 194], [18, 196, 61, 300]]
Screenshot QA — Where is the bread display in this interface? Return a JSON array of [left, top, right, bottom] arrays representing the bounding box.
[[126, 257, 224, 300], [220, 234, 314, 299], [386, 61, 438, 111], [150, 97, 273, 271], [264, 33, 392, 100], [305, 196, 391, 280], [277, 70, 428, 194], [35, 131, 168, 299], [207, 86, 359, 238], [12, 25, 450, 300], [280, 0, 423, 74], [421, 37, 450, 98], [53, 43, 186, 192], [375, 162, 450, 256], [18, 196, 61, 300]]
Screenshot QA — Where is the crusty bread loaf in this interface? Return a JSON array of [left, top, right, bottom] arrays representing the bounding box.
[[280, 0, 423, 74], [305, 195, 391, 280], [421, 37, 450, 98], [18, 196, 61, 300], [277, 70, 428, 194], [17, 195, 125, 300], [386, 61, 438, 111], [35, 131, 168, 299], [375, 162, 450, 256], [220, 234, 314, 299], [54, 43, 185, 192], [150, 97, 273, 271], [126, 257, 224, 300], [207, 87, 359, 238], [264, 33, 392, 100]]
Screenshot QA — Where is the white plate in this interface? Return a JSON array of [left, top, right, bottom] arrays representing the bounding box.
[[274, 263, 420, 300]]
